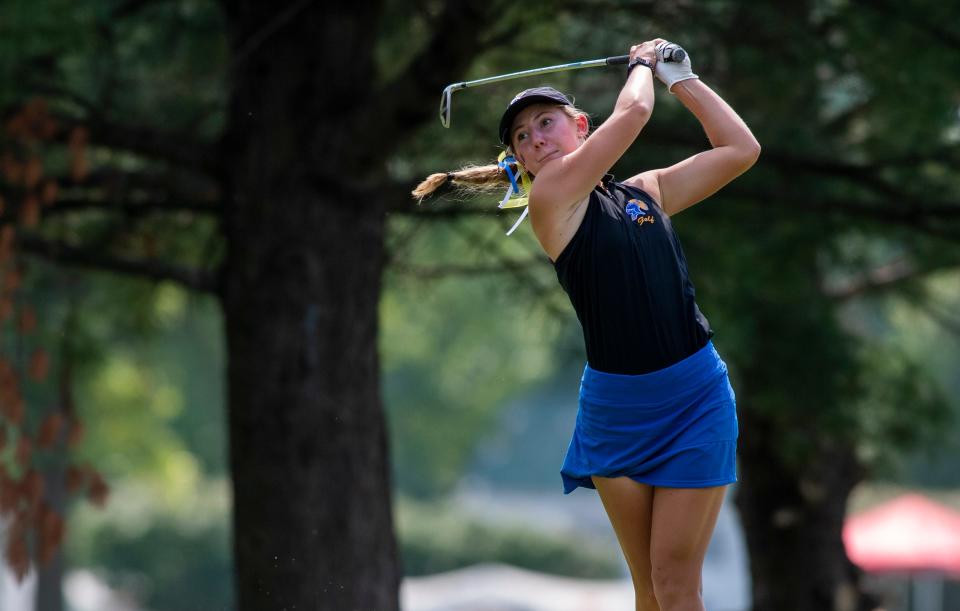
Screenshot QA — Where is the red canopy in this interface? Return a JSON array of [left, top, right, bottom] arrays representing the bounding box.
[[843, 493, 960, 577]]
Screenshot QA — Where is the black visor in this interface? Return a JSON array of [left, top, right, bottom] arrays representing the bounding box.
[[498, 86, 573, 145]]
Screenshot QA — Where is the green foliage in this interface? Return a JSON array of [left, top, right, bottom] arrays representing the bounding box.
[[2, 0, 959, 607], [0, 0, 228, 130], [863, 272, 960, 484], [16, 264, 230, 605], [67, 478, 233, 611], [382, 213, 577, 498], [395, 497, 620, 579], [853, 338, 951, 468], [55, 276, 226, 481]]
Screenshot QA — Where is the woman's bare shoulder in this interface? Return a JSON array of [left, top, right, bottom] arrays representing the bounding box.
[[621, 170, 664, 208], [529, 191, 591, 262]]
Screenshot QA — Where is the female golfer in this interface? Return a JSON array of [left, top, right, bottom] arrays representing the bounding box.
[[414, 39, 759, 611]]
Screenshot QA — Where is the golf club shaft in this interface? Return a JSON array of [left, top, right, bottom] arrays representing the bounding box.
[[439, 46, 687, 128], [452, 56, 629, 92]]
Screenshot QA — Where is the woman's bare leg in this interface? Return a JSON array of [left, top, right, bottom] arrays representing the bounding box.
[[592, 476, 660, 611], [649, 486, 726, 611], [593, 478, 727, 611]]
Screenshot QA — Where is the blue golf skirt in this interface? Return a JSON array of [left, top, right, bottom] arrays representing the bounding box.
[[561, 341, 738, 493]]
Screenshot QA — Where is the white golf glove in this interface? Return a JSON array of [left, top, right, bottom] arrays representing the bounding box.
[[655, 41, 698, 92]]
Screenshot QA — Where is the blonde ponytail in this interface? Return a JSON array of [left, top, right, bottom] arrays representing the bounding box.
[[411, 163, 512, 202], [412, 154, 533, 235]]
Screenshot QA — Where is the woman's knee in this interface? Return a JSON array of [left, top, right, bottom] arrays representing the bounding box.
[[627, 566, 658, 609], [635, 587, 660, 611], [649, 559, 702, 607]]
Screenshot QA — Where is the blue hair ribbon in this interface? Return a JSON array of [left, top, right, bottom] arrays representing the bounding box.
[[498, 155, 521, 195]]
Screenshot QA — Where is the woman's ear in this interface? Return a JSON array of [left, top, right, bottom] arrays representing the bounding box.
[[576, 114, 589, 141]]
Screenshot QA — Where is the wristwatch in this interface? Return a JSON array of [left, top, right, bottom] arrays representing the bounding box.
[[627, 57, 654, 76]]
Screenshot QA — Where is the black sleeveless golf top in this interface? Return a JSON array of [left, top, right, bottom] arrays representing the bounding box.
[[553, 175, 712, 374]]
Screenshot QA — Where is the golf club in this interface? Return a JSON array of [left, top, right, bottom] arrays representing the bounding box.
[[439, 46, 686, 128]]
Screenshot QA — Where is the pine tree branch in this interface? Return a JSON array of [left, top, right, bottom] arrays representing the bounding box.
[[36, 102, 220, 176], [80, 115, 220, 176], [397, 206, 499, 219], [53, 167, 223, 205], [722, 185, 960, 242], [44, 196, 221, 218], [111, 0, 169, 19], [360, 0, 504, 146], [17, 233, 220, 294], [865, 0, 960, 48], [913, 299, 960, 338], [25, 80, 211, 166], [821, 258, 919, 301], [391, 259, 544, 279], [26, 80, 222, 177], [632, 123, 958, 206], [229, 0, 315, 71]]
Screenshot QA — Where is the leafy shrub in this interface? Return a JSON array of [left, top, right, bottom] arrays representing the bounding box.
[[396, 498, 621, 579]]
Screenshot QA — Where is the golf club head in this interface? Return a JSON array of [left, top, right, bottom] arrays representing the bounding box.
[[439, 85, 455, 128]]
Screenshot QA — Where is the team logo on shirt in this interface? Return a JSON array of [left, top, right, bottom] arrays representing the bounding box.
[[625, 199, 654, 225]]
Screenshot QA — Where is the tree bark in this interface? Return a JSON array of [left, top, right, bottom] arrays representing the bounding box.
[[34, 465, 64, 611], [216, 0, 506, 607], [221, 2, 399, 609], [703, 180, 887, 610], [223, 196, 396, 610], [735, 399, 880, 611], [36, 312, 77, 611]]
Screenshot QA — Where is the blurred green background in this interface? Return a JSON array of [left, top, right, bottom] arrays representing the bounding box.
[[1, 0, 959, 610]]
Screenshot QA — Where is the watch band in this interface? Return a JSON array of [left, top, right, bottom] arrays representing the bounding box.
[[627, 57, 654, 76]]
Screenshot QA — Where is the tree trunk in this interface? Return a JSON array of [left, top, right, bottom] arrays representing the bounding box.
[[221, 2, 399, 609], [37, 316, 76, 611], [34, 465, 64, 611], [709, 220, 886, 611], [735, 406, 880, 611]]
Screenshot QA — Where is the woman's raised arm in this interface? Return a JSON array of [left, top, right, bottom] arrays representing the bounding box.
[[625, 46, 760, 216]]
